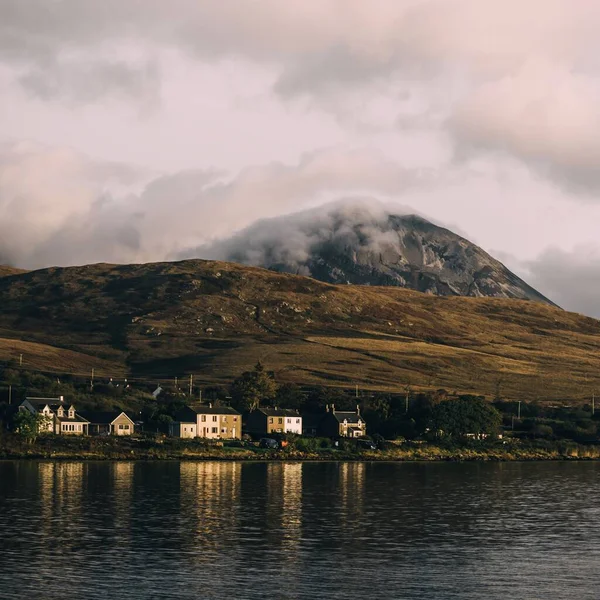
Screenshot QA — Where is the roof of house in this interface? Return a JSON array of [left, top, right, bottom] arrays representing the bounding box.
[[331, 411, 364, 424], [25, 400, 74, 411], [188, 405, 241, 416], [255, 408, 301, 418], [79, 411, 134, 425], [172, 407, 198, 424], [56, 414, 90, 424]]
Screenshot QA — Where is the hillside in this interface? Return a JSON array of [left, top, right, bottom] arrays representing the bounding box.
[[203, 202, 555, 305], [0, 259, 598, 402], [0, 265, 27, 277]]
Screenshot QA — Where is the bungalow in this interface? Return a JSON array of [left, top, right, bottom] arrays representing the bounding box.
[[320, 404, 366, 438], [245, 408, 302, 437], [19, 397, 89, 435], [170, 404, 242, 440], [79, 411, 135, 436]]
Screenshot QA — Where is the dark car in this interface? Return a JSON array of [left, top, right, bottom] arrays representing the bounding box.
[[357, 439, 377, 450], [259, 438, 279, 449]]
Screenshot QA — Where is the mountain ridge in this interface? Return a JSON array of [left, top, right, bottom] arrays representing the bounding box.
[[202, 203, 555, 306]]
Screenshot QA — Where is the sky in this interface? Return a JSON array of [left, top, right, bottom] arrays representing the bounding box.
[[2, 1, 600, 316]]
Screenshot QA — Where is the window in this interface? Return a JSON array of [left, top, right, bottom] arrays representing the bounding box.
[[296, 419, 300, 424], [124, 424, 130, 430], [211, 427, 218, 434], [221, 428, 227, 434], [212, 416, 218, 422], [278, 418, 283, 424], [269, 417, 273, 424], [222, 416, 227, 422], [119, 424, 124, 430], [287, 418, 291, 424], [233, 416, 238, 422]]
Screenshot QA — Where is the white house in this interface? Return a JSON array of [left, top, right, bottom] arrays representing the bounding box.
[[19, 397, 89, 435]]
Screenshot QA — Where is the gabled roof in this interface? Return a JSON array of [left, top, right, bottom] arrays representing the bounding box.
[[172, 406, 199, 424], [255, 408, 301, 418], [56, 414, 90, 424], [79, 411, 134, 425], [188, 405, 241, 416], [332, 411, 364, 424]]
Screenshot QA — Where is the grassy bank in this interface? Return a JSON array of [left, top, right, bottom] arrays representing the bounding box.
[[2, 434, 600, 461]]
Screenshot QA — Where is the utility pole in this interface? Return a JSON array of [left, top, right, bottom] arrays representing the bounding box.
[[517, 400, 521, 420], [593, 393, 596, 416], [175, 376, 178, 391], [19, 354, 22, 367], [8, 384, 12, 405], [199, 389, 202, 403], [355, 384, 359, 398], [90, 368, 95, 391], [405, 385, 410, 414], [189, 374, 193, 396]]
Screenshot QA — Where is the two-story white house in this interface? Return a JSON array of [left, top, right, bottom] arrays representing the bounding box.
[[19, 397, 89, 435]]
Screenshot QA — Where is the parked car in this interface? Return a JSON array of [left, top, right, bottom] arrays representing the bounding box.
[[357, 439, 377, 451], [259, 437, 279, 449]]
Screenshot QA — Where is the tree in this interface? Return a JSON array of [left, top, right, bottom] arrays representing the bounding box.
[[431, 396, 502, 438], [230, 362, 278, 411], [275, 383, 305, 409], [12, 410, 45, 443]]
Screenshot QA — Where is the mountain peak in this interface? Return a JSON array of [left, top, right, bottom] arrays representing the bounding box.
[[200, 201, 555, 306]]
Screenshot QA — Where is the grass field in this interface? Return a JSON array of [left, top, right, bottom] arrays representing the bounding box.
[[0, 258, 599, 402]]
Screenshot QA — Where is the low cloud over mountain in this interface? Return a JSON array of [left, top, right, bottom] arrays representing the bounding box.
[[198, 201, 555, 305]]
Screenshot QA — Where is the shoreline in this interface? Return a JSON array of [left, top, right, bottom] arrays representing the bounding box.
[[3, 440, 600, 462]]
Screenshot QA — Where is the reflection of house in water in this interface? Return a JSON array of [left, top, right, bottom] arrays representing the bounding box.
[[281, 463, 303, 559], [179, 462, 241, 554], [112, 462, 134, 537], [37, 462, 85, 551], [338, 463, 366, 530]]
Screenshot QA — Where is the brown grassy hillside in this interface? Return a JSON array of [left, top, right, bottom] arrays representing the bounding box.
[[0, 259, 598, 402], [0, 265, 27, 277]]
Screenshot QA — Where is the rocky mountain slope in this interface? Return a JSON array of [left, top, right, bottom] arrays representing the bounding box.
[[203, 202, 554, 305], [0, 259, 597, 402]]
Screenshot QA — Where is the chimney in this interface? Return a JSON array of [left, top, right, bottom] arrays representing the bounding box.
[[331, 404, 335, 414], [356, 404, 360, 416], [209, 402, 212, 409]]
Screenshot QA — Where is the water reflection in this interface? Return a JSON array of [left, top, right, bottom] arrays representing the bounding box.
[[1, 461, 600, 600]]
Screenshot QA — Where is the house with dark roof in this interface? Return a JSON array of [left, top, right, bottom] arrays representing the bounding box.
[[245, 407, 302, 437], [169, 404, 242, 440], [79, 411, 135, 436], [320, 404, 366, 438], [19, 397, 89, 435]]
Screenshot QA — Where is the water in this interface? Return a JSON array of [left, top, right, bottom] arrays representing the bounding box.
[[1, 461, 599, 600]]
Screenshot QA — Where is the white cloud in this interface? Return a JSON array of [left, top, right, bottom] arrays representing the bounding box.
[[0, 142, 443, 269]]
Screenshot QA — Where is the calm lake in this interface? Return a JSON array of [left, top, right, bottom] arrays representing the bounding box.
[[1, 460, 599, 599]]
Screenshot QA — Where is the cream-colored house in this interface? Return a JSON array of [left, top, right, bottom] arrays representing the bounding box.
[[19, 397, 89, 435], [80, 411, 135, 436], [245, 408, 303, 436], [170, 404, 242, 439], [169, 420, 197, 439]]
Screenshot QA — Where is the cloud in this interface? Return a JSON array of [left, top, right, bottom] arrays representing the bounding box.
[[521, 247, 600, 318], [0, 142, 441, 269], [191, 199, 426, 273], [450, 60, 600, 193], [4, 1, 600, 192], [18, 58, 160, 105]]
